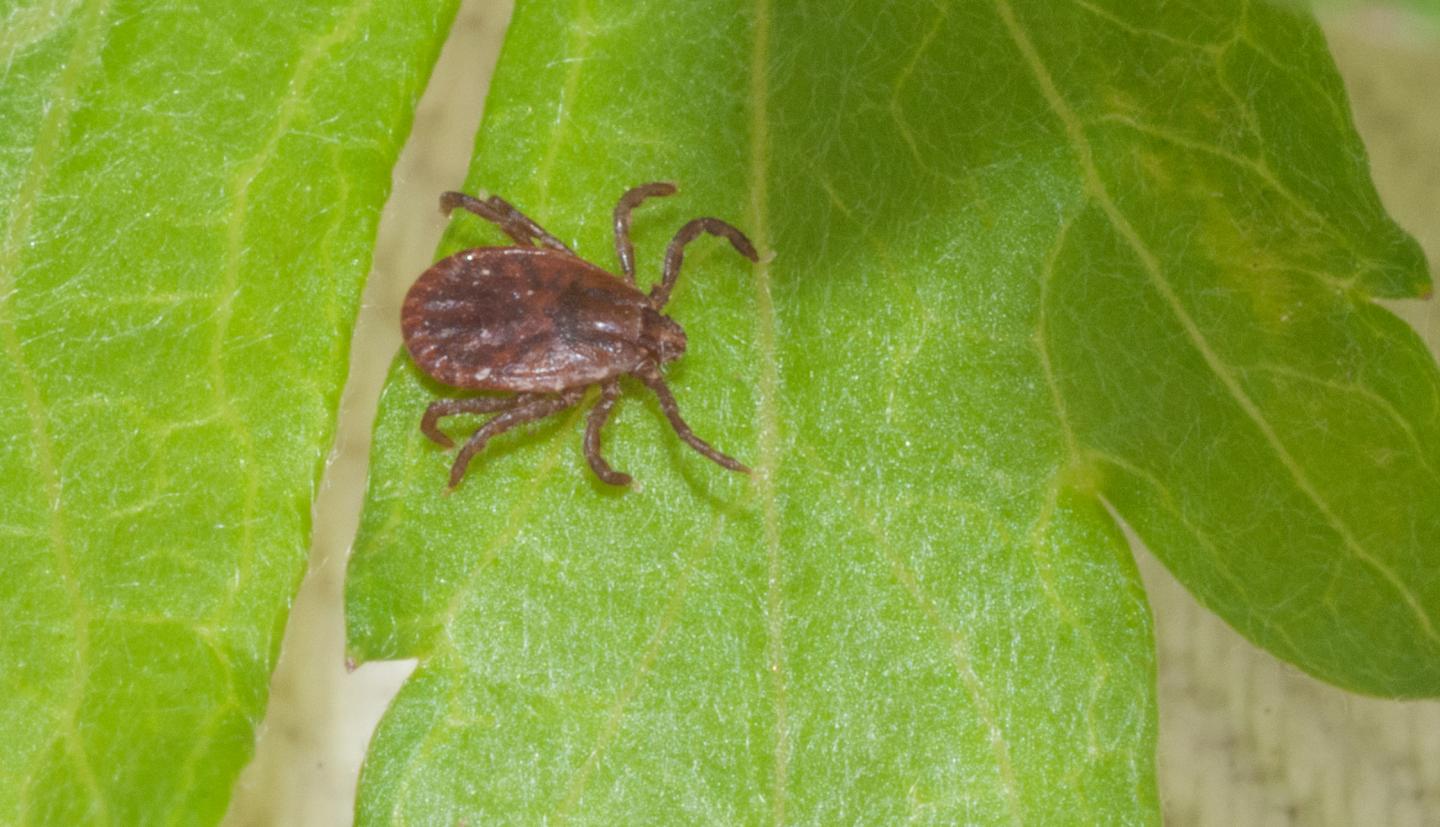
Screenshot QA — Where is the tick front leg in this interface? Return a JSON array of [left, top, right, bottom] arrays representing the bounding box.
[[583, 381, 632, 486], [448, 389, 584, 488], [612, 182, 677, 283], [640, 372, 750, 475], [421, 395, 527, 448], [440, 191, 574, 254], [651, 217, 760, 310]]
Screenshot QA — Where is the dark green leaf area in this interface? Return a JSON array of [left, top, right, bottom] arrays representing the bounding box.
[[1015, 0, 1440, 695]]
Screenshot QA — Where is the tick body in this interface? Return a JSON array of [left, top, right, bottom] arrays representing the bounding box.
[[402, 183, 758, 488]]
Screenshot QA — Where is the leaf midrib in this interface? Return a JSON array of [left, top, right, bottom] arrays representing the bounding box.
[[742, 0, 793, 824]]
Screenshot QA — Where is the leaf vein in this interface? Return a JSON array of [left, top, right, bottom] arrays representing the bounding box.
[[809, 452, 1024, 826], [994, 0, 1440, 646], [537, 0, 593, 214], [747, 0, 790, 822], [889, 2, 950, 176], [2, 0, 113, 817], [1240, 361, 1440, 484], [551, 515, 727, 821], [209, 0, 376, 624], [1092, 112, 1365, 291], [1067, 0, 1216, 51], [1035, 202, 1082, 461], [389, 405, 585, 816]]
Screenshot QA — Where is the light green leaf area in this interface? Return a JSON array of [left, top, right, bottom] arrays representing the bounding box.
[[347, 0, 1436, 824], [0, 1, 458, 823]]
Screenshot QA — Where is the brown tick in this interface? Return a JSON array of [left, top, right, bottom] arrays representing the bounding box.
[[402, 183, 758, 488]]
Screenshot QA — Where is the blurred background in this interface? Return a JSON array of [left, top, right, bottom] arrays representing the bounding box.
[[223, 2, 1440, 824]]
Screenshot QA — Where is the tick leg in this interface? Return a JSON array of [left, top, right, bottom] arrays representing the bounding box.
[[651, 217, 760, 310], [612, 182, 677, 283], [583, 381, 632, 486], [640, 372, 750, 474], [440, 191, 574, 254], [421, 395, 526, 448], [448, 389, 584, 488]]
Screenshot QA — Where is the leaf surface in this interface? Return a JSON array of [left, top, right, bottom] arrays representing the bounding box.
[[347, 0, 1437, 824], [0, 1, 459, 822]]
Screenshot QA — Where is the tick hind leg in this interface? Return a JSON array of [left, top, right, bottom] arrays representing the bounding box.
[[440, 191, 574, 254], [651, 217, 760, 309], [612, 182, 677, 283], [421, 395, 528, 448], [583, 380, 632, 486], [448, 389, 585, 488], [640, 372, 750, 475]]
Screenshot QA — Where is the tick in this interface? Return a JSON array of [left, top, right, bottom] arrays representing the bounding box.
[[402, 182, 759, 488]]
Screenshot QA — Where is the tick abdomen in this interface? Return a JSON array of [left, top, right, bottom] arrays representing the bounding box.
[[403, 246, 653, 393]]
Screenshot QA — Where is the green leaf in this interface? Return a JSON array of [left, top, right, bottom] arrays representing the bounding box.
[[347, 0, 1437, 823], [0, 2, 459, 822]]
